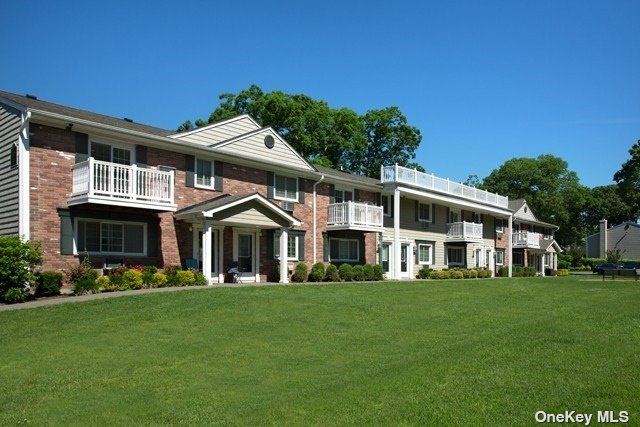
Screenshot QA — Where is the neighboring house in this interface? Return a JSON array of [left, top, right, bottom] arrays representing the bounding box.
[[585, 220, 640, 259], [497, 199, 561, 274], [0, 90, 560, 281]]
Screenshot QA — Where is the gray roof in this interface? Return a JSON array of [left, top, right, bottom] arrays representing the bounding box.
[[314, 165, 381, 188], [174, 193, 254, 216], [0, 90, 173, 137], [508, 199, 526, 212]]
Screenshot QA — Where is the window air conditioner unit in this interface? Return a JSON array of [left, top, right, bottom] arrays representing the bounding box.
[[282, 201, 295, 212]]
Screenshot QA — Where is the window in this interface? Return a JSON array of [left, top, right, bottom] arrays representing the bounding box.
[[447, 247, 464, 265], [496, 219, 504, 233], [274, 234, 300, 260], [76, 220, 146, 255], [90, 141, 132, 165], [418, 243, 432, 265], [382, 195, 391, 216], [449, 209, 460, 223], [274, 174, 298, 201], [418, 203, 431, 222], [196, 158, 213, 187], [334, 189, 353, 203], [330, 238, 359, 262], [10, 143, 17, 168], [496, 249, 504, 265], [513, 251, 523, 266]]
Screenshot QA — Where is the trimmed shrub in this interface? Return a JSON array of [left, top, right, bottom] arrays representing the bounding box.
[[291, 262, 308, 283], [97, 275, 119, 292], [123, 269, 143, 290], [308, 262, 326, 282], [468, 269, 478, 279], [523, 267, 536, 277], [176, 270, 195, 286], [372, 264, 384, 281], [65, 259, 97, 286], [151, 272, 168, 288], [338, 264, 353, 281], [194, 271, 207, 286], [108, 273, 127, 290], [450, 270, 464, 279], [324, 264, 340, 282], [72, 277, 99, 295], [497, 266, 509, 277], [476, 268, 491, 279], [461, 269, 472, 279], [417, 266, 432, 279], [558, 269, 570, 276], [558, 259, 571, 270], [429, 270, 451, 280], [3, 287, 28, 304], [362, 264, 375, 281], [142, 265, 158, 274], [352, 265, 365, 281], [35, 271, 63, 297], [0, 236, 42, 300]]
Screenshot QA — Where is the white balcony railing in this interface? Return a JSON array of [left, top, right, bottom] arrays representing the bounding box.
[[512, 231, 540, 248], [327, 202, 383, 230], [70, 158, 175, 208], [381, 165, 509, 209], [446, 221, 483, 241]]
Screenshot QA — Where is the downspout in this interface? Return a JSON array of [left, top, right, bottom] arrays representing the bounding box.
[[312, 175, 325, 262], [18, 110, 31, 240]]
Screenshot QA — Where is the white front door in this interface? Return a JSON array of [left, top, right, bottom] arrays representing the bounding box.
[[400, 243, 410, 278], [234, 231, 260, 282]]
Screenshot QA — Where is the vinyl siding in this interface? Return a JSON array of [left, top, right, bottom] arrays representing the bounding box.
[[607, 225, 640, 259], [514, 203, 538, 222], [585, 234, 600, 258], [0, 103, 21, 235], [172, 117, 260, 146]]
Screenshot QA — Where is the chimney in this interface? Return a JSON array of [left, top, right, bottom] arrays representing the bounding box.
[[599, 219, 608, 259]]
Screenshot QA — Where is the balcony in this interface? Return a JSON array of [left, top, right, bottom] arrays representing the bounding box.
[[68, 158, 176, 211], [327, 202, 383, 232], [512, 231, 540, 248], [381, 165, 509, 209], [446, 221, 483, 242]]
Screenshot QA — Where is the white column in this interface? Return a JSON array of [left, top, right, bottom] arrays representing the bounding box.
[[393, 188, 401, 279], [279, 227, 289, 284], [508, 215, 513, 278], [540, 253, 545, 277], [202, 220, 213, 283], [255, 231, 261, 283], [218, 227, 225, 283]]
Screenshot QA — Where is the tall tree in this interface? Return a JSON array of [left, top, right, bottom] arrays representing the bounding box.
[[177, 85, 421, 177], [613, 139, 640, 220], [583, 185, 634, 232]]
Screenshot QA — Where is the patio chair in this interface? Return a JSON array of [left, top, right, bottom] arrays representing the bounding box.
[[227, 261, 242, 283]]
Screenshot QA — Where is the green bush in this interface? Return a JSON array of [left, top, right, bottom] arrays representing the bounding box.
[[523, 267, 536, 277], [66, 259, 98, 286], [476, 268, 491, 279], [123, 269, 143, 290], [308, 262, 326, 282], [372, 264, 384, 281], [35, 271, 63, 297], [558, 259, 571, 269], [194, 271, 207, 286], [558, 269, 570, 276], [362, 264, 375, 281], [461, 269, 472, 279], [352, 265, 365, 281], [291, 262, 308, 283], [3, 287, 28, 304], [429, 270, 451, 280], [338, 264, 353, 281], [163, 264, 182, 276], [416, 266, 432, 279], [497, 266, 509, 277], [176, 270, 195, 286], [151, 272, 168, 288], [143, 265, 158, 274], [582, 258, 606, 268], [108, 273, 126, 290], [72, 277, 99, 295], [0, 236, 42, 300], [324, 264, 341, 282], [96, 275, 114, 292], [450, 270, 464, 279]]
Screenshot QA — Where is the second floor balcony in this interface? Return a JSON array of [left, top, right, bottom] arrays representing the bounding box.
[[512, 231, 540, 248], [68, 158, 176, 211], [446, 221, 484, 242], [327, 202, 384, 232]]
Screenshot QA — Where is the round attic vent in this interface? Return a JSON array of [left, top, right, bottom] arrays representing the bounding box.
[[264, 135, 275, 149]]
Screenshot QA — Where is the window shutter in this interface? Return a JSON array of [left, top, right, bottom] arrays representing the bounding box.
[[432, 204, 436, 224], [415, 242, 420, 264], [298, 234, 305, 261], [147, 218, 158, 257], [266, 230, 275, 260], [446, 207, 450, 223], [74, 132, 89, 163], [58, 208, 74, 255], [329, 184, 335, 204], [267, 172, 274, 199], [390, 196, 394, 217], [376, 193, 381, 206], [298, 178, 305, 203], [354, 189, 360, 202], [322, 233, 330, 262], [214, 161, 224, 191], [135, 145, 147, 167], [415, 201, 419, 222], [185, 155, 195, 188]]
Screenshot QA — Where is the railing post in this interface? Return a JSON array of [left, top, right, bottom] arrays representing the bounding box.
[[413, 167, 417, 184], [169, 170, 174, 203], [394, 163, 399, 182], [88, 157, 94, 196], [130, 164, 137, 200]]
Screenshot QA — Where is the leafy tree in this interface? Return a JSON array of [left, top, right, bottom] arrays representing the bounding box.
[[583, 185, 633, 232], [613, 139, 640, 220], [177, 85, 421, 177], [0, 236, 42, 300]]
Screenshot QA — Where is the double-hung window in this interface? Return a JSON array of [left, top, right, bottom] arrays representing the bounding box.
[[418, 243, 432, 265], [495, 219, 504, 233], [76, 219, 146, 255], [274, 234, 299, 260], [274, 174, 298, 201], [196, 158, 213, 188], [334, 189, 353, 203], [381, 195, 391, 216], [447, 247, 464, 265], [329, 238, 359, 262], [496, 249, 505, 265], [418, 202, 431, 222]]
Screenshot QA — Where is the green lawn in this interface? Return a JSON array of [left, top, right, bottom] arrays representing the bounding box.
[[1, 277, 638, 425]]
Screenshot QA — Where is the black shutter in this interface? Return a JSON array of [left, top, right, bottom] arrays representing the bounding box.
[[74, 132, 89, 163], [185, 155, 195, 188], [298, 178, 305, 203], [147, 218, 159, 257], [415, 241, 420, 264], [58, 208, 74, 255], [415, 201, 420, 222], [446, 207, 450, 224], [354, 189, 360, 202], [376, 193, 381, 206], [298, 234, 305, 261], [266, 230, 275, 260], [390, 196, 394, 217], [135, 145, 147, 166], [267, 172, 274, 199], [323, 233, 330, 262], [328, 184, 335, 204], [214, 161, 224, 191], [432, 204, 436, 224]]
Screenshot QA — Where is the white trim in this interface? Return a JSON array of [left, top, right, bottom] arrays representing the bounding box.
[[168, 114, 260, 138], [418, 202, 432, 223], [397, 186, 512, 217], [273, 173, 299, 202], [194, 157, 215, 189], [89, 137, 136, 163], [495, 249, 505, 265], [74, 218, 147, 256], [194, 193, 301, 226], [381, 195, 391, 217], [328, 237, 360, 262], [233, 228, 260, 282], [275, 232, 300, 261], [18, 110, 30, 240], [417, 243, 433, 265]]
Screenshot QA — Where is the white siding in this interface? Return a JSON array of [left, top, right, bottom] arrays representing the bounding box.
[[0, 103, 20, 235], [514, 202, 538, 222], [171, 116, 260, 146], [607, 225, 640, 259], [219, 208, 281, 228]]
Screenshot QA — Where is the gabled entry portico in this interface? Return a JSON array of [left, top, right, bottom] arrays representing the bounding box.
[[174, 193, 301, 284]]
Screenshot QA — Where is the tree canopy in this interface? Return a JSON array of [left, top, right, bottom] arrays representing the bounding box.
[[177, 85, 422, 177], [613, 139, 640, 220]]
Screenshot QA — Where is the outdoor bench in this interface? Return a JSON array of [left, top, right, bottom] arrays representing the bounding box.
[[602, 268, 640, 281]]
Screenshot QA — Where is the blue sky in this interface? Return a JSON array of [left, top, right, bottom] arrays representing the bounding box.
[[2, 0, 638, 188]]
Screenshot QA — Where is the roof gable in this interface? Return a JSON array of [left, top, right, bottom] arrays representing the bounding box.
[[211, 127, 315, 172], [169, 115, 261, 146], [510, 199, 539, 222]]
